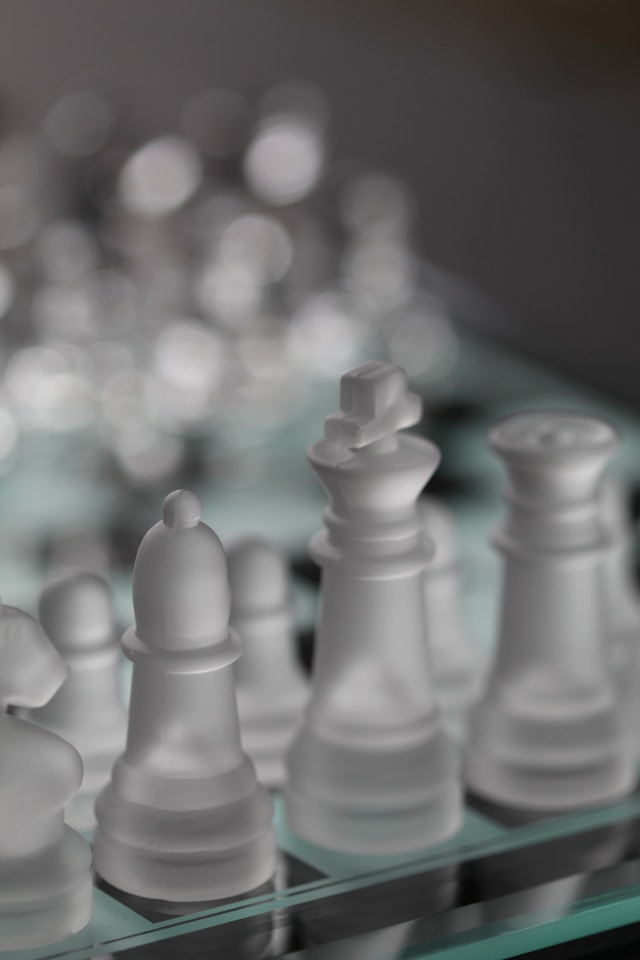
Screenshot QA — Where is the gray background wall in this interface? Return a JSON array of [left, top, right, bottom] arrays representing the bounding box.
[[1, 0, 638, 403]]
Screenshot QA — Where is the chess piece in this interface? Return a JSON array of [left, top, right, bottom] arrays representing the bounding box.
[[228, 538, 308, 789], [420, 497, 481, 738], [93, 490, 275, 904], [599, 475, 640, 754], [284, 361, 462, 855], [466, 412, 636, 811], [26, 570, 128, 831], [0, 606, 93, 949]]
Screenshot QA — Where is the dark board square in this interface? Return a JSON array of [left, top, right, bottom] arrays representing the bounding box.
[[95, 875, 276, 924]]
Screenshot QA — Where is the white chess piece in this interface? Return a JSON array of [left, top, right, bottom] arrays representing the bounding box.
[[26, 570, 128, 831], [228, 538, 308, 789], [284, 361, 462, 855], [466, 412, 636, 811], [93, 490, 275, 903], [599, 475, 640, 755], [0, 606, 93, 949], [420, 497, 481, 738]]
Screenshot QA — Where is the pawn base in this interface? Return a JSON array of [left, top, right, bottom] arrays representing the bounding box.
[[239, 703, 307, 790]]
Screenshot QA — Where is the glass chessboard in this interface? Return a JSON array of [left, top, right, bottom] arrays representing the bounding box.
[[3, 332, 640, 960]]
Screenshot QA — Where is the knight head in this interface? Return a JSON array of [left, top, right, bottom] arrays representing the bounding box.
[[0, 605, 68, 710]]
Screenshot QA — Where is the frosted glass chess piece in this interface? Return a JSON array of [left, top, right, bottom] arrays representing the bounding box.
[[228, 538, 308, 789], [599, 475, 640, 756], [466, 412, 636, 811], [284, 361, 462, 855], [93, 490, 275, 904], [26, 570, 128, 831], [0, 605, 93, 949], [420, 497, 481, 739]]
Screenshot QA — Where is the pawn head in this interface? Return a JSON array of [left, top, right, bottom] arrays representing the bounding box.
[[228, 538, 290, 616], [419, 496, 458, 569], [39, 569, 115, 652]]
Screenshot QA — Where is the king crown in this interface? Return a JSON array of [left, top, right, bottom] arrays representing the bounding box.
[[324, 361, 422, 449]]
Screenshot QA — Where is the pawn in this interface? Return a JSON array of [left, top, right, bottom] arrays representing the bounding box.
[[599, 475, 640, 754], [228, 538, 308, 789], [0, 605, 92, 949], [26, 570, 128, 831], [466, 412, 636, 812], [420, 497, 481, 738], [93, 490, 275, 905]]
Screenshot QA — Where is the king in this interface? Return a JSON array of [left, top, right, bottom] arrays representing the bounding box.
[[284, 361, 461, 855]]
